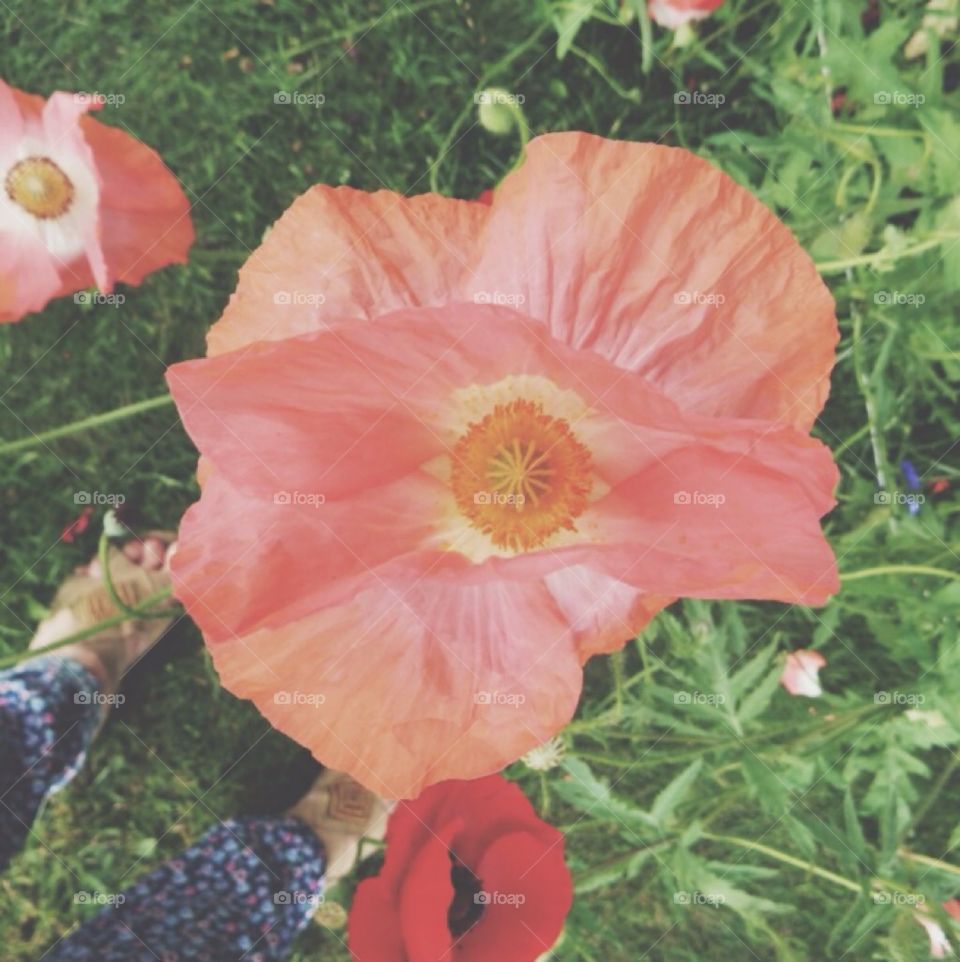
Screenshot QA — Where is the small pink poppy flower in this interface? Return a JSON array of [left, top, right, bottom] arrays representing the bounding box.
[[917, 915, 951, 958], [0, 80, 194, 323], [780, 649, 827, 698], [916, 900, 960, 958], [649, 0, 725, 29]]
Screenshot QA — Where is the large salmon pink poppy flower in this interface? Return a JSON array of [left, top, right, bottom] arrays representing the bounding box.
[[0, 79, 193, 323], [167, 132, 839, 799], [348, 775, 572, 962], [648, 0, 725, 29]]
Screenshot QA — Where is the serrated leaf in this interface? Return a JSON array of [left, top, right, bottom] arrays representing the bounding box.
[[692, 868, 787, 916], [737, 665, 785, 725], [651, 760, 703, 827], [844, 788, 870, 863], [783, 816, 818, 860], [742, 754, 790, 814], [574, 848, 656, 894], [557, 758, 659, 831], [729, 642, 776, 700]]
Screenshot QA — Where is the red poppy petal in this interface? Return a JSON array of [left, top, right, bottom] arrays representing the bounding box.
[[473, 132, 837, 429], [349, 877, 406, 962], [437, 777, 561, 870], [379, 779, 554, 892], [458, 831, 572, 962], [378, 802, 465, 893], [397, 823, 458, 960], [205, 186, 488, 356]]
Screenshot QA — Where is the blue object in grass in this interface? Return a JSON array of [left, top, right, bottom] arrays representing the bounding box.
[[900, 459, 922, 514]]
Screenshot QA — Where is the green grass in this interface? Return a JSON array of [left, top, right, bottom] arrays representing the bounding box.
[[2, 1, 959, 959]]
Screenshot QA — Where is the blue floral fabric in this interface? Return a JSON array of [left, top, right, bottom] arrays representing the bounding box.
[[0, 655, 326, 961], [0, 655, 102, 871], [45, 816, 326, 961]]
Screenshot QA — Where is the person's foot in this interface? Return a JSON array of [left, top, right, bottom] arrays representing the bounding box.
[[286, 769, 391, 884], [29, 532, 177, 698]]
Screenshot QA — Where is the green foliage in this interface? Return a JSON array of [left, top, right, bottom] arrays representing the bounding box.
[[1, 0, 959, 960]]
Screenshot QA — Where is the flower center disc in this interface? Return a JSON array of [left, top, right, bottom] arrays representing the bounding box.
[[5, 156, 75, 219], [451, 398, 592, 552]]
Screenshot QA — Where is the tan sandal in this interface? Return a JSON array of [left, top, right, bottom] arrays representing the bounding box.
[[29, 531, 177, 698], [286, 769, 391, 884]]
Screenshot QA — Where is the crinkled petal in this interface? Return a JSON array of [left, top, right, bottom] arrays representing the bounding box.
[[471, 132, 837, 429], [543, 567, 673, 660], [201, 578, 584, 799], [205, 187, 487, 356], [171, 469, 451, 640], [170, 304, 838, 630]]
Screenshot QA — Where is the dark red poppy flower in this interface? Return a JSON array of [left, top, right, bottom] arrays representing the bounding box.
[[349, 775, 572, 962]]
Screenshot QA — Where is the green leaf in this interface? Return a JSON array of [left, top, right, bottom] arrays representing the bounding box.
[[550, 0, 599, 59], [729, 642, 777, 700], [843, 788, 870, 863], [651, 760, 703, 827], [574, 847, 657, 893], [737, 665, 785, 725], [692, 868, 787, 916], [557, 758, 659, 831], [742, 754, 790, 815]]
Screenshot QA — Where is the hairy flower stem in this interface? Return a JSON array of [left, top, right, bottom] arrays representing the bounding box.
[[702, 832, 914, 899], [0, 394, 174, 456], [898, 850, 960, 879], [428, 23, 548, 193], [842, 564, 960, 583]]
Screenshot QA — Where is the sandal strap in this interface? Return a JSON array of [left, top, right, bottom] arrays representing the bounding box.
[[51, 537, 173, 635]]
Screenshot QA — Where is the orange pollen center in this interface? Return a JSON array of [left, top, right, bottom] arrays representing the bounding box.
[[5, 156, 75, 219], [450, 398, 593, 552]]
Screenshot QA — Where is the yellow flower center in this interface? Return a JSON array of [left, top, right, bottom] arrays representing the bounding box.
[[450, 398, 592, 552], [5, 156, 75, 219]]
